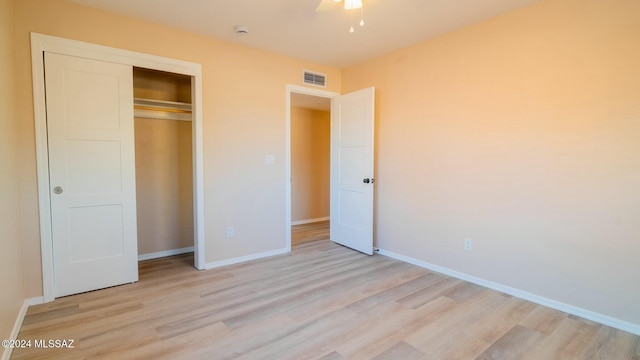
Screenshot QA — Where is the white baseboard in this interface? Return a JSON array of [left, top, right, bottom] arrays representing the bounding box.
[[377, 248, 640, 336], [26, 296, 44, 306], [292, 217, 329, 226], [138, 247, 194, 261], [2, 297, 44, 360], [204, 248, 290, 270]]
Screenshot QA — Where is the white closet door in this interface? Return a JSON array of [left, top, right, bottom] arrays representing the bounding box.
[[330, 87, 375, 255], [45, 52, 138, 297]]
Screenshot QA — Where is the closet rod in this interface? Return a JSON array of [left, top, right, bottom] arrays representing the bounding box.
[[134, 98, 192, 121]]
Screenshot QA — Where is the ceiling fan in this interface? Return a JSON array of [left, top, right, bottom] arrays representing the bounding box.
[[316, 0, 365, 33], [316, 0, 363, 12]]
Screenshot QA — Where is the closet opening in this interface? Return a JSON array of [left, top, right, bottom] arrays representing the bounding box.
[[133, 67, 195, 264]]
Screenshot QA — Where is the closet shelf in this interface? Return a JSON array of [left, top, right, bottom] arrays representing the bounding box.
[[134, 98, 192, 121]]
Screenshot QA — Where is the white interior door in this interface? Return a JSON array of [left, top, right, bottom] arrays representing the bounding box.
[[330, 87, 375, 255], [45, 52, 138, 297]]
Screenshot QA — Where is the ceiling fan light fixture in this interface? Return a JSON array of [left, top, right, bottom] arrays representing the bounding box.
[[344, 0, 363, 10], [316, 0, 365, 33]]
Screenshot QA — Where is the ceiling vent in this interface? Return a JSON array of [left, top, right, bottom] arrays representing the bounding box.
[[303, 70, 327, 87]]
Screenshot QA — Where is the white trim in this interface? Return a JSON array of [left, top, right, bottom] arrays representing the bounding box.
[[291, 217, 330, 226], [2, 297, 43, 360], [30, 33, 207, 302], [138, 247, 195, 261], [31, 35, 54, 303], [285, 84, 339, 253], [2, 301, 28, 360], [192, 70, 206, 271], [377, 248, 640, 336], [26, 297, 45, 306], [203, 248, 290, 270]]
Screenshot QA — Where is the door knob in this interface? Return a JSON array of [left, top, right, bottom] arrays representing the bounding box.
[[53, 186, 63, 194], [363, 178, 370, 184]]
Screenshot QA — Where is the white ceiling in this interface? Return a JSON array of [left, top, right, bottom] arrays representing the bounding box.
[[67, 0, 541, 69]]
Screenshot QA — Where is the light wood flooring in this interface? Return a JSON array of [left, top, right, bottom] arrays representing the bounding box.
[[13, 222, 640, 359], [292, 220, 330, 245]]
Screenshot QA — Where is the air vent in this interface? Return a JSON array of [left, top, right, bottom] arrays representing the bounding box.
[[303, 70, 327, 87]]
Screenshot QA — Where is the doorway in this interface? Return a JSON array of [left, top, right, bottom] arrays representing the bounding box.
[[286, 84, 376, 254], [290, 94, 331, 246], [31, 33, 205, 302], [286, 85, 337, 249]]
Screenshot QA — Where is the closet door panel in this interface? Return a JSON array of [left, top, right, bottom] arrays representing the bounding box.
[[45, 52, 138, 297]]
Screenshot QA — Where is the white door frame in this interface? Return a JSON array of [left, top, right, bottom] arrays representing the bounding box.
[[31, 33, 206, 302], [285, 84, 339, 250]]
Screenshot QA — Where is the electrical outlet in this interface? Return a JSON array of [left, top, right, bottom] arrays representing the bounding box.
[[227, 227, 234, 238], [464, 238, 473, 251]]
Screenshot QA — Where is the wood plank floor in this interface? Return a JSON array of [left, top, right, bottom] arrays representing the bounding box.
[[12, 223, 640, 359], [292, 220, 330, 245]]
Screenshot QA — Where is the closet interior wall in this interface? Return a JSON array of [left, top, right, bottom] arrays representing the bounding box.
[[133, 67, 194, 257], [290, 106, 330, 224]]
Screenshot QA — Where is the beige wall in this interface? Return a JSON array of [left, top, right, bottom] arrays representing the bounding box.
[[0, 0, 25, 341], [135, 118, 194, 255], [291, 107, 330, 222], [13, 0, 342, 297], [343, 0, 640, 325]]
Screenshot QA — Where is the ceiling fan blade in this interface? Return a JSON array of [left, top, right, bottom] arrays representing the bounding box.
[[316, 0, 340, 12]]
